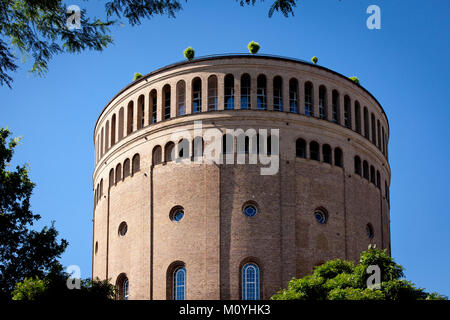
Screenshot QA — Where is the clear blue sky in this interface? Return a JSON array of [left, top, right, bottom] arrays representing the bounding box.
[[1, 0, 449, 296]]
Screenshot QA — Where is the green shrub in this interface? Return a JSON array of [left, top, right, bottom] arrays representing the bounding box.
[[184, 47, 195, 61], [133, 73, 143, 81], [311, 56, 318, 64], [349, 76, 360, 85], [248, 41, 260, 54], [12, 277, 46, 301]]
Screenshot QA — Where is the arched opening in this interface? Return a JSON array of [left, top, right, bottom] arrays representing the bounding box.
[[149, 89, 157, 124], [363, 160, 369, 180], [105, 120, 110, 152], [371, 113, 376, 145], [334, 147, 343, 167], [257, 75, 267, 110], [376, 170, 381, 189], [319, 85, 327, 119], [111, 114, 116, 146], [132, 154, 140, 175], [192, 77, 202, 113], [137, 94, 145, 129], [123, 159, 130, 179], [165, 142, 175, 162], [127, 100, 134, 135], [163, 84, 171, 120], [344, 95, 352, 129], [304, 82, 314, 116], [354, 156, 362, 176], [222, 134, 234, 155], [364, 107, 369, 139], [273, 76, 283, 111], [309, 141, 320, 161], [355, 101, 361, 134], [192, 136, 204, 161], [332, 90, 340, 123], [118, 107, 124, 140], [109, 169, 114, 189], [166, 261, 186, 300], [116, 273, 129, 300], [322, 144, 332, 164], [207, 75, 218, 111], [115, 163, 122, 184], [289, 78, 298, 113], [177, 138, 190, 160], [370, 165, 376, 184], [296, 138, 306, 158], [177, 80, 186, 116], [224, 74, 235, 110], [242, 263, 260, 300], [240, 74, 251, 110], [152, 145, 162, 166]]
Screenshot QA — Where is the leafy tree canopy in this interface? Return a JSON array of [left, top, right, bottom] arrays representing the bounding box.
[[0, 127, 68, 300], [271, 247, 447, 300], [0, 0, 298, 87]]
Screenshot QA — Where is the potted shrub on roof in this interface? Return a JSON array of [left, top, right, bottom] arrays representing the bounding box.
[[311, 56, 318, 64], [349, 76, 360, 85], [248, 41, 260, 54], [133, 73, 143, 81], [184, 47, 195, 61]]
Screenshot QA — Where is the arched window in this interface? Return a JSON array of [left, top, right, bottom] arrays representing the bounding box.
[[173, 267, 186, 300], [240, 74, 251, 110], [364, 107, 369, 139], [363, 160, 369, 180], [355, 101, 361, 134], [132, 154, 140, 175], [296, 138, 306, 158], [116, 274, 129, 300], [105, 120, 110, 152], [111, 114, 116, 146], [370, 165, 376, 184], [177, 80, 186, 116], [123, 159, 130, 179], [115, 163, 122, 184], [192, 77, 202, 113], [163, 84, 171, 120], [224, 74, 235, 110], [366, 223, 374, 239], [208, 75, 218, 111], [165, 142, 175, 162], [192, 136, 204, 161], [127, 101, 134, 134], [344, 95, 352, 129], [376, 170, 381, 189], [242, 263, 260, 300], [273, 76, 283, 111], [371, 113, 376, 145], [150, 89, 157, 124], [319, 85, 327, 119], [289, 78, 298, 113], [137, 95, 145, 129], [334, 148, 343, 167], [109, 169, 114, 189], [118, 107, 124, 140], [152, 145, 162, 166], [304, 82, 313, 116], [257, 75, 267, 110], [322, 144, 332, 164], [382, 127, 386, 155], [377, 120, 381, 150], [310, 141, 320, 161], [178, 138, 190, 160], [354, 156, 362, 176], [332, 90, 340, 123]]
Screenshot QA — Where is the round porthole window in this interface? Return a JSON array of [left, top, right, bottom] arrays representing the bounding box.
[[366, 223, 374, 239], [243, 203, 258, 217], [314, 210, 327, 224], [170, 206, 185, 222], [118, 222, 128, 236]]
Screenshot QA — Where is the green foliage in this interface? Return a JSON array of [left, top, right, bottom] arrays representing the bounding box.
[[239, 0, 297, 17], [184, 47, 195, 61], [311, 56, 318, 64], [349, 76, 360, 85], [271, 247, 447, 301], [248, 41, 261, 54], [133, 72, 143, 81], [11, 277, 47, 301], [0, 128, 68, 301]]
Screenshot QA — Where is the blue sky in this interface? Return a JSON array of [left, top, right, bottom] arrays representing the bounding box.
[[1, 0, 449, 296]]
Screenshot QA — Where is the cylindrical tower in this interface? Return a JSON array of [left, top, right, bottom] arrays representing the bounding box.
[[92, 54, 390, 300]]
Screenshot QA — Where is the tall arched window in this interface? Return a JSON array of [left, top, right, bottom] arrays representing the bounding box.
[[115, 163, 122, 184], [150, 89, 157, 124], [364, 107, 369, 139], [105, 120, 110, 152], [376, 170, 381, 189], [304, 82, 314, 116], [296, 138, 306, 158], [319, 85, 327, 119], [165, 142, 175, 162], [152, 145, 162, 166], [332, 90, 340, 123], [208, 75, 218, 111], [382, 127, 386, 155], [257, 75, 267, 110], [192, 77, 202, 113], [242, 263, 260, 300], [122, 278, 129, 300], [177, 80, 186, 116], [137, 95, 145, 129], [344, 95, 352, 129], [377, 120, 381, 150], [240, 74, 251, 110], [116, 274, 129, 300], [123, 159, 130, 179], [109, 169, 114, 189], [370, 165, 376, 184], [289, 78, 298, 113], [334, 148, 343, 167], [273, 76, 283, 111], [322, 144, 332, 164], [127, 101, 134, 134], [118, 107, 124, 140], [354, 156, 362, 176], [224, 74, 235, 110], [173, 267, 186, 300], [355, 101, 361, 134], [192, 136, 204, 161], [111, 114, 116, 146], [363, 160, 369, 180], [163, 84, 171, 120], [371, 113, 376, 145], [310, 141, 320, 161], [132, 154, 140, 175]]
